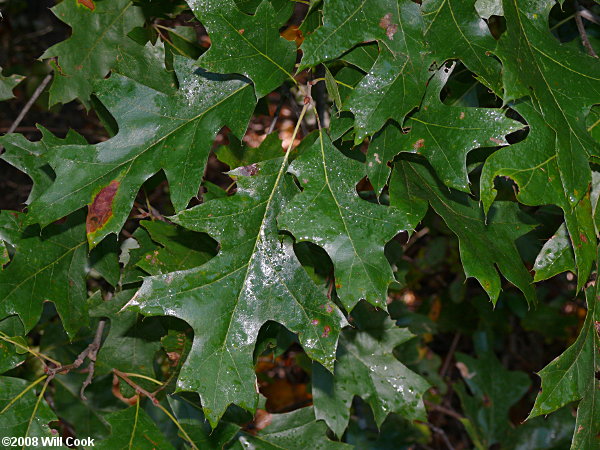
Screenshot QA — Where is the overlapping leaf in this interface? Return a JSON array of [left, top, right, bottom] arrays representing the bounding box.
[[481, 101, 596, 290], [421, 0, 502, 93], [1, 127, 86, 205], [367, 63, 522, 194], [42, 0, 144, 106], [280, 130, 419, 310], [390, 157, 537, 305], [188, 0, 297, 98], [125, 156, 345, 426], [301, 0, 433, 142], [494, 0, 600, 209], [313, 305, 429, 437], [0, 211, 88, 337], [529, 280, 599, 449], [3, 57, 255, 247]]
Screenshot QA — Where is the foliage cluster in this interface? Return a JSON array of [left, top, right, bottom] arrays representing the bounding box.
[[0, 0, 599, 448]]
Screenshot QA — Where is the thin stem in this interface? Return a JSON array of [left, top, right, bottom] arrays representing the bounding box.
[[0, 375, 47, 414], [549, 13, 575, 31], [113, 369, 198, 450], [153, 26, 188, 58], [587, 115, 600, 132], [21, 377, 51, 449], [575, 2, 598, 58], [129, 398, 140, 449], [154, 403, 198, 450], [0, 332, 60, 366], [123, 372, 163, 386], [0, 73, 52, 155], [113, 369, 159, 405], [311, 77, 354, 89]]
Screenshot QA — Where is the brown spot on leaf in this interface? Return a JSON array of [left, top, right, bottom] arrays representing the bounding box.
[[77, 0, 95, 11], [322, 325, 331, 338], [459, 112, 465, 119], [413, 139, 425, 150], [379, 13, 398, 40], [581, 233, 588, 244], [86, 180, 119, 235], [239, 163, 260, 176], [489, 137, 503, 145], [311, 319, 319, 325], [238, 29, 245, 34]]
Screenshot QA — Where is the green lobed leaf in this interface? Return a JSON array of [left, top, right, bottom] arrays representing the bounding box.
[[42, 0, 144, 106], [455, 350, 530, 447], [344, 2, 433, 142], [367, 63, 523, 194], [421, 0, 502, 93], [279, 130, 420, 310], [494, 0, 600, 208], [0, 211, 88, 337], [0, 68, 24, 101], [481, 101, 596, 291], [313, 305, 429, 437], [390, 157, 537, 305], [188, 0, 297, 98], [301, 0, 433, 142], [0, 126, 86, 206], [9, 57, 255, 247], [124, 156, 346, 426], [529, 278, 600, 449]]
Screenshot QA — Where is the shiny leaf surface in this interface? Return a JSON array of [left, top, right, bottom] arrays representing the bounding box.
[[125, 156, 345, 426]]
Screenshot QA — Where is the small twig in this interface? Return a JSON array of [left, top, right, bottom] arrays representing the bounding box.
[[440, 332, 461, 378], [113, 368, 159, 405], [426, 422, 455, 450], [45, 319, 106, 380], [80, 319, 107, 399], [575, 2, 598, 58], [425, 400, 465, 422], [312, 65, 328, 128], [0, 73, 52, 155], [403, 227, 429, 251], [579, 6, 600, 25]]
